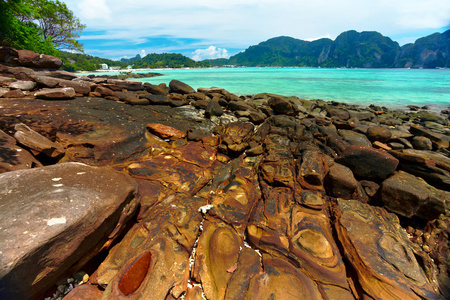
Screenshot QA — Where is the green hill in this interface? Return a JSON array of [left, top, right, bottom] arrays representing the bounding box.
[[208, 30, 450, 68]]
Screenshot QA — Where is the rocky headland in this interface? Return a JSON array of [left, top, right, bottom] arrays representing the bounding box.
[[0, 47, 449, 300]]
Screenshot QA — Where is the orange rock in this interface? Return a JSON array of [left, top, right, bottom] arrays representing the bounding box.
[[146, 123, 186, 140]]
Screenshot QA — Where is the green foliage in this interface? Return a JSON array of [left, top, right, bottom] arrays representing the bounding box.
[[59, 51, 127, 71], [0, 0, 85, 54], [132, 53, 210, 68]]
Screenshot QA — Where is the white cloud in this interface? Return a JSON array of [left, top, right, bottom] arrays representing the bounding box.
[[141, 50, 146, 57], [61, 0, 450, 57], [192, 46, 230, 61]]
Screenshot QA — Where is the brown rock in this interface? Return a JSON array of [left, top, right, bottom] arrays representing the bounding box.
[[169, 79, 195, 94], [335, 199, 442, 300], [0, 64, 36, 80], [192, 218, 243, 300], [297, 150, 329, 191], [14, 123, 65, 159], [0, 129, 42, 173], [94, 86, 115, 97], [325, 162, 359, 199], [365, 126, 392, 142], [34, 87, 76, 99], [268, 95, 299, 116], [412, 136, 433, 150], [2, 89, 26, 98], [106, 79, 144, 91], [220, 121, 254, 155], [381, 171, 449, 220], [8, 80, 36, 91], [146, 123, 186, 140], [143, 82, 169, 95], [336, 145, 399, 181], [64, 284, 103, 300], [16, 49, 62, 69], [0, 163, 139, 299]]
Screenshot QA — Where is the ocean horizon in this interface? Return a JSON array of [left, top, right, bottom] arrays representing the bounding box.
[[77, 67, 450, 111]]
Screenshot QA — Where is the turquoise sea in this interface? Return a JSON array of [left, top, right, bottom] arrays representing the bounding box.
[[78, 68, 450, 110]]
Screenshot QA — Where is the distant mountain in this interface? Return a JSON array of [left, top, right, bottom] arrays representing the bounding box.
[[59, 51, 127, 71], [208, 30, 450, 68], [130, 53, 209, 68], [120, 54, 141, 64]]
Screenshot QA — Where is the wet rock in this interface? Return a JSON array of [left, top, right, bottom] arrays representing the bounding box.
[[169, 79, 195, 94], [0, 163, 139, 300], [328, 107, 350, 120], [14, 123, 65, 159], [0, 129, 42, 173], [336, 145, 399, 181], [34, 87, 76, 99], [334, 199, 442, 300], [380, 171, 449, 220]]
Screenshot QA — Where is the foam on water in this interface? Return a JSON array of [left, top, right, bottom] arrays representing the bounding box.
[[77, 68, 450, 110]]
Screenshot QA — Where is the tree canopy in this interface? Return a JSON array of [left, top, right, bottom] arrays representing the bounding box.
[[0, 0, 85, 55]]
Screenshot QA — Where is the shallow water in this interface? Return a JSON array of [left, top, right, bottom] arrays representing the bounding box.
[[77, 68, 450, 110]]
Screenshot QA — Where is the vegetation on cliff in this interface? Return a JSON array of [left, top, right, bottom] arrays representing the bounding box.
[[209, 30, 450, 68]]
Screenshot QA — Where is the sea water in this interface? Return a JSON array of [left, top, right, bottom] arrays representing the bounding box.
[[78, 68, 450, 110]]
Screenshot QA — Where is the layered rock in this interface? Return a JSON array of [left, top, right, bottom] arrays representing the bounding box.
[[0, 48, 449, 300]]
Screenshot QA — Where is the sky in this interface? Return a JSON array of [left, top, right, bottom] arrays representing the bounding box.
[[61, 0, 450, 61]]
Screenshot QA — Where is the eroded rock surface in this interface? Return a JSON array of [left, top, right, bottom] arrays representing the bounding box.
[[0, 163, 139, 299], [0, 49, 449, 299]]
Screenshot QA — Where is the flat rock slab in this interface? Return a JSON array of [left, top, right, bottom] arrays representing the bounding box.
[[0, 162, 139, 299]]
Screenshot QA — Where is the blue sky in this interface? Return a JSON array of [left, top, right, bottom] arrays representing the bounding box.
[[61, 0, 450, 61]]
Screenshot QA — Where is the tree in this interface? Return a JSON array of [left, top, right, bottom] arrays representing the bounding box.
[[0, 0, 85, 54]]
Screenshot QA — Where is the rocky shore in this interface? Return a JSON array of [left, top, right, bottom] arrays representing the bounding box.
[[0, 47, 449, 300]]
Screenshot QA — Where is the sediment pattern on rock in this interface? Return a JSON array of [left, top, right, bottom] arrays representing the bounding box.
[[0, 48, 449, 299]]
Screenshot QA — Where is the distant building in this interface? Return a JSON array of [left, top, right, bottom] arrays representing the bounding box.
[[110, 66, 121, 70], [101, 63, 108, 70]]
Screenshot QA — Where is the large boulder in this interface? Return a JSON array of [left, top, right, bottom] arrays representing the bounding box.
[[336, 145, 399, 181], [169, 79, 195, 94], [0, 162, 139, 299], [380, 171, 449, 220], [34, 87, 76, 100], [0, 129, 42, 173]]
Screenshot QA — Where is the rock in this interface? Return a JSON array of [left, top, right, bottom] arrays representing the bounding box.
[[365, 126, 392, 142], [64, 284, 104, 300], [297, 150, 329, 191], [334, 199, 442, 300], [146, 123, 186, 140], [338, 129, 372, 147], [325, 162, 358, 199], [336, 145, 399, 181], [204, 100, 224, 118], [228, 100, 253, 112], [0, 129, 42, 173], [33, 75, 91, 95], [0, 162, 139, 299], [328, 107, 350, 120], [248, 110, 267, 124], [35, 70, 78, 81], [106, 79, 144, 91], [2, 89, 26, 98], [14, 123, 65, 159], [268, 96, 299, 116], [143, 82, 169, 95], [94, 86, 114, 97], [8, 80, 36, 91], [169, 79, 195, 94], [389, 149, 450, 190], [34, 87, 76, 99], [220, 122, 254, 155], [409, 126, 450, 149], [412, 136, 433, 150], [0, 87, 9, 97], [0, 64, 36, 81], [16, 49, 62, 69], [380, 171, 449, 220]]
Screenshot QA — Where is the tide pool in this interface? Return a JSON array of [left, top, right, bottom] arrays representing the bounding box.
[[77, 68, 450, 110]]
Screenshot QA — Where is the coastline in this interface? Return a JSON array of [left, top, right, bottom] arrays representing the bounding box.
[[1, 50, 450, 299]]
